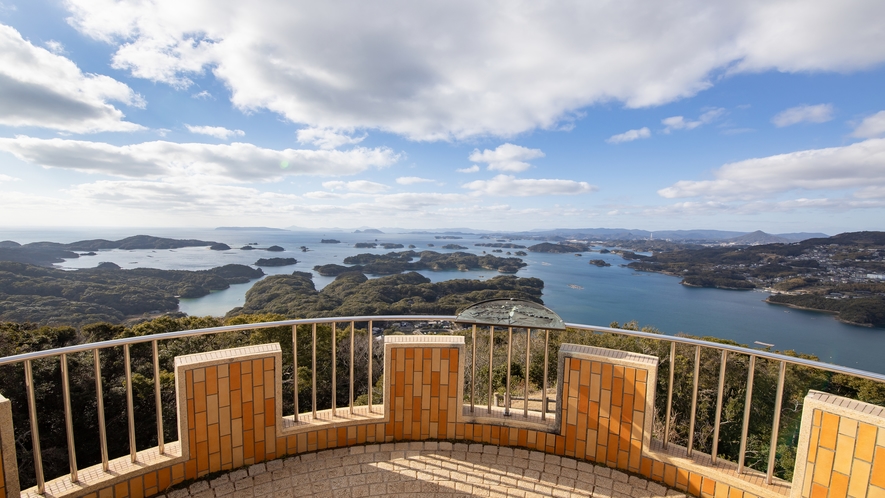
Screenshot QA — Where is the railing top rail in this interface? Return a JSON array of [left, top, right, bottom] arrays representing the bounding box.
[[565, 322, 885, 383], [0, 315, 457, 366], [1, 314, 883, 383]]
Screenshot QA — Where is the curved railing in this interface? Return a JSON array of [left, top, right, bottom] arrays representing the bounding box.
[[1, 315, 883, 495]]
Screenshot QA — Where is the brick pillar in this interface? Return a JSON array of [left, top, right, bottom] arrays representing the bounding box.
[[0, 394, 20, 498], [792, 390, 885, 498], [383, 336, 465, 441]]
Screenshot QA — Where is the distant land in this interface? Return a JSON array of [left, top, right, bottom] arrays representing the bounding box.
[[215, 227, 290, 231], [0, 235, 218, 266]]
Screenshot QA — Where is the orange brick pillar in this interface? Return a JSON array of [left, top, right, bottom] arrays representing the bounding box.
[[792, 390, 885, 498], [383, 336, 465, 441], [0, 394, 19, 498], [174, 343, 282, 481]]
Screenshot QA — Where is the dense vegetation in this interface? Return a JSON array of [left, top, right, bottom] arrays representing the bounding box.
[[228, 271, 545, 318], [527, 242, 590, 253], [0, 235, 219, 267], [313, 250, 527, 276], [0, 262, 264, 326], [254, 257, 298, 267], [767, 294, 885, 327]]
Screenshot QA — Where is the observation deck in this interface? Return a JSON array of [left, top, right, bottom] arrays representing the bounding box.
[[0, 309, 883, 498]]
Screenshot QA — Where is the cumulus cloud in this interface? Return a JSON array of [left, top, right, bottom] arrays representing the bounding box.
[[185, 124, 245, 139], [296, 127, 366, 150], [658, 138, 885, 199], [771, 104, 834, 127], [606, 127, 651, 144], [0, 24, 145, 133], [0, 174, 20, 182], [44, 40, 65, 54], [396, 176, 433, 185], [63, 1, 885, 140], [852, 111, 885, 138], [468, 144, 544, 172], [457, 165, 480, 173], [322, 180, 390, 193], [0, 136, 400, 182], [462, 174, 596, 196], [661, 108, 725, 133]]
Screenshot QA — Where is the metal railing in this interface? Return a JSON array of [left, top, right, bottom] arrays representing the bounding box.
[[1, 315, 883, 493]]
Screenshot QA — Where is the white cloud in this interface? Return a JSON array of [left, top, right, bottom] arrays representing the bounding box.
[[0, 174, 20, 182], [191, 90, 214, 100], [44, 40, 65, 54], [396, 176, 433, 185], [658, 138, 885, 199], [0, 136, 400, 182], [457, 165, 480, 173], [185, 124, 245, 140], [0, 24, 145, 133], [468, 144, 544, 172], [852, 111, 885, 138], [661, 108, 725, 133], [64, 1, 885, 141], [322, 180, 389, 193], [772, 104, 834, 127], [462, 174, 596, 196], [296, 127, 366, 150], [606, 127, 651, 144]]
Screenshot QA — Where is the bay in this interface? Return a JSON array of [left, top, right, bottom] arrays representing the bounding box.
[[2, 227, 883, 373]]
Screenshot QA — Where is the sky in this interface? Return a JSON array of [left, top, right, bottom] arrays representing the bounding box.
[[1, 1, 885, 234]]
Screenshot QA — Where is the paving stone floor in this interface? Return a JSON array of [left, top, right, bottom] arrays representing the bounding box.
[[162, 442, 687, 498]]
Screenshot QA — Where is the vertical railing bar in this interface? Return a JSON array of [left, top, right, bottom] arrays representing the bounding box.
[[505, 326, 513, 416], [350, 321, 355, 415], [542, 329, 549, 421], [94, 349, 109, 471], [687, 345, 700, 457], [767, 360, 786, 484], [471, 324, 476, 414], [292, 325, 299, 421], [711, 349, 727, 464], [124, 344, 136, 463], [311, 323, 317, 419], [25, 359, 45, 494], [738, 355, 756, 474], [524, 328, 531, 418], [368, 320, 373, 412], [332, 322, 337, 417], [152, 340, 165, 455], [664, 341, 675, 449], [61, 353, 78, 483], [488, 326, 494, 413]]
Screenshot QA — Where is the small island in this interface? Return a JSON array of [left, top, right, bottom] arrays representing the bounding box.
[[442, 244, 468, 250], [381, 243, 404, 249], [589, 259, 611, 267], [355, 242, 377, 248], [528, 242, 589, 253], [321, 239, 341, 244], [255, 257, 298, 267], [210, 243, 231, 251], [266, 245, 285, 252], [240, 246, 254, 250]]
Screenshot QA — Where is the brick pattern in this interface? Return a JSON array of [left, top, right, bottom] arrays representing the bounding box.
[[386, 347, 459, 441], [800, 408, 885, 498], [560, 357, 648, 471], [183, 357, 278, 480]]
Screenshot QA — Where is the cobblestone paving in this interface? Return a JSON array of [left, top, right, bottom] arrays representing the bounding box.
[[161, 442, 687, 498]]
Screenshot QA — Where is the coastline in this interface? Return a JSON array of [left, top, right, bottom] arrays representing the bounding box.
[[763, 297, 874, 328]]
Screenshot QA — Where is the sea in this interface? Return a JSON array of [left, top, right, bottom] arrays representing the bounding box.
[[2, 227, 883, 374]]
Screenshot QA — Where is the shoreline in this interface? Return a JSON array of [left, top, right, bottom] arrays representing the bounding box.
[[763, 297, 874, 328]]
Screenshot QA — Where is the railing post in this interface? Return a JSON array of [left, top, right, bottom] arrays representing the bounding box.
[[687, 345, 700, 457], [152, 340, 165, 454], [94, 349, 109, 471], [524, 328, 531, 418], [471, 324, 476, 414], [542, 329, 549, 421], [767, 360, 786, 484], [331, 322, 337, 417], [664, 341, 675, 449], [738, 355, 756, 474], [350, 321, 355, 415], [311, 323, 317, 419], [61, 353, 78, 483], [711, 349, 727, 464], [24, 359, 45, 494], [124, 344, 136, 463], [368, 320, 373, 412], [488, 326, 494, 413], [505, 326, 513, 416], [292, 325, 299, 420]]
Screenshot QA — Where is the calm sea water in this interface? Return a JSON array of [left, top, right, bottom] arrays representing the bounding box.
[[2, 227, 883, 373]]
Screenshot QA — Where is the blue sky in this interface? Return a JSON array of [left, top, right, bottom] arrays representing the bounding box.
[[1, 1, 885, 233]]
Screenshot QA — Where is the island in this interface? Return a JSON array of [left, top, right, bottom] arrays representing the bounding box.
[[255, 257, 298, 267], [475, 243, 527, 249], [0, 235, 220, 266], [266, 245, 285, 252], [442, 244, 468, 250], [354, 229, 384, 234], [210, 243, 231, 250], [589, 259, 611, 267], [321, 239, 341, 244], [355, 242, 377, 248], [240, 246, 254, 250], [528, 242, 590, 253], [312, 250, 527, 276], [381, 243, 404, 249]]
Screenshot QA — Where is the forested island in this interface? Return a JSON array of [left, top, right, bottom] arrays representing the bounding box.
[[255, 257, 298, 267], [614, 231, 885, 327], [312, 250, 526, 276], [0, 235, 218, 266], [528, 242, 590, 253]]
